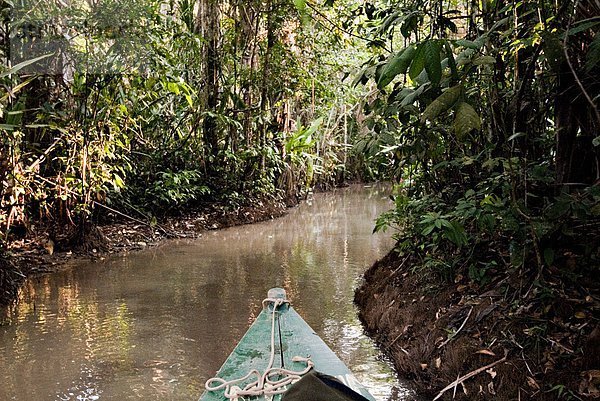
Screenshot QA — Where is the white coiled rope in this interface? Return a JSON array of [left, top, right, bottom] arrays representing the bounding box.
[[205, 298, 314, 400]]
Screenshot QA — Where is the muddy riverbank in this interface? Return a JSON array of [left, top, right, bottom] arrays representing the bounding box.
[[355, 251, 600, 401]]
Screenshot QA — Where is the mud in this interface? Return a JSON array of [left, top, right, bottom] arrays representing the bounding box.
[[355, 251, 600, 401]]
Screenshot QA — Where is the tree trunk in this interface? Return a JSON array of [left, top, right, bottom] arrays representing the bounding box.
[[259, 0, 275, 173], [196, 0, 221, 166], [555, 70, 600, 186]]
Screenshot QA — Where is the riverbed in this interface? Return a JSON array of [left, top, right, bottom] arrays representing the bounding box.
[[0, 184, 412, 401]]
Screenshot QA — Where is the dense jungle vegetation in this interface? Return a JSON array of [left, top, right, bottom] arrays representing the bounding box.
[[1, 0, 599, 398], [0, 0, 376, 301]]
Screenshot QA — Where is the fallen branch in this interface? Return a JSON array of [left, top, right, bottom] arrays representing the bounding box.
[[432, 352, 508, 401], [375, 256, 409, 293], [438, 306, 473, 349]]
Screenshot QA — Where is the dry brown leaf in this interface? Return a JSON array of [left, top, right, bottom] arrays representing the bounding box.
[[476, 349, 496, 356], [575, 311, 587, 319], [487, 382, 496, 395], [486, 368, 497, 379], [435, 357, 441, 368], [527, 376, 540, 390], [579, 370, 600, 395], [420, 363, 428, 370]]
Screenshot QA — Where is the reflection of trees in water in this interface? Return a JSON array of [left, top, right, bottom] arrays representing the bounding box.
[[0, 184, 396, 400]]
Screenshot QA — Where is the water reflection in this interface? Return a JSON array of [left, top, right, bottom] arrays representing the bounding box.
[[1, 184, 415, 400]]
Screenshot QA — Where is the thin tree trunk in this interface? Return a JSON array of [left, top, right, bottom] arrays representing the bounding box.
[[259, 0, 275, 173], [196, 0, 220, 166]]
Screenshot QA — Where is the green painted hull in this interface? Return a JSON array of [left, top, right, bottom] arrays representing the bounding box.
[[199, 290, 375, 401]]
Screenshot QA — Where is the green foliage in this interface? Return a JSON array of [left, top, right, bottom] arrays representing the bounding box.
[[377, 45, 416, 89], [421, 85, 462, 122], [146, 170, 210, 212], [352, 0, 600, 293], [1, 0, 365, 236], [423, 40, 442, 86], [452, 102, 481, 139]]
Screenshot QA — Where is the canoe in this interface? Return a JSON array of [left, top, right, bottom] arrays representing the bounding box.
[[200, 288, 375, 401]]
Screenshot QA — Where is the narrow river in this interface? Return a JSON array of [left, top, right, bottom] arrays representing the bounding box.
[[0, 184, 412, 401]]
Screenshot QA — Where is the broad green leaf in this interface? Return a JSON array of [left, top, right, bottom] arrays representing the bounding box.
[[444, 41, 459, 83], [456, 48, 475, 67], [421, 84, 462, 122], [424, 40, 442, 86], [293, 0, 306, 13], [374, 11, 403, 37], [400, 84, 427, 106], [586, 33, 600, 73], [453, 102, 481, 139], [377, 45, 416, 89], [1, 53, 53, 78], [352, 64, 373, 87], [408, 43, 426, 80], [568, 20, 600, 36], [542, 31, 566, 73], [166, 82, 180, 94], [378, 144, 400, 155], [455, 39, 483, 49], [489, 16, 510, 31], [473, 55, 496, 65], [401, 12, 419, 38]]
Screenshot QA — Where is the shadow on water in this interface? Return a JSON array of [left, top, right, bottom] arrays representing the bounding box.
[[0, 183, 418, 401]]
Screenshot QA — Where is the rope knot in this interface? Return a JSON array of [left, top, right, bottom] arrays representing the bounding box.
[[205, 297, 313, 400], [261, 297, 289, 309]]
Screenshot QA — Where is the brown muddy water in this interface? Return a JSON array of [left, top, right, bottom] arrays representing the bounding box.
[[0, 184, 413, 401]]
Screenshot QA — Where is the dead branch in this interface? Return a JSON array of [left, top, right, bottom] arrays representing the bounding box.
[[438, 306, 473, 349], [432, 352, 508, 401]]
